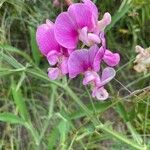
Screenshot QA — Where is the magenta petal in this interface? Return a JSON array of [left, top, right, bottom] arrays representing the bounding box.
[[68, 3, 94, 31], [48, 67, 60, 80], [93, 46, 105, 72], [36, 23, 60, 56], [103, 50, 120, 66], [88, 45, 99, 65], [100, 67, 116, 87], [92, 87, 109, 100], [99, 32, 106, 48], [54, 12, 78, 49], [47, 50, 60, 65], [68, 49, 89, 78], [60, 57, 68, 75], [82, 0, 98, 28]]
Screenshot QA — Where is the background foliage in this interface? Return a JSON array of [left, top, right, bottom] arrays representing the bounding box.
[[0, 0, 150, 149]]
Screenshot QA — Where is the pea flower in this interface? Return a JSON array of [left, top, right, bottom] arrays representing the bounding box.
[[54, 0, 111, 49], [68, 45, 117, 100], [36, 0, 120, 101], [134, 45, 150, 73], [36, 20, 69, 80]]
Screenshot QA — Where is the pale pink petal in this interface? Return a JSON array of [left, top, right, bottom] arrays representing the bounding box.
[[47, 50, 60, 65], [78, 27, 90, 46], [92, 87, 109, 100], [68, 49, 90, 78], [68, 3, 94, 31], [98, 12, 111, 31], [88, 33, 100, 44], [103, 50, 120, 66], [54, 12, 78, 49], [100, 67, 116, 87], [48, 67, 60, 80], [83, 71, 100, 85], [60, 57, 68, 75], [36, 23, 60, 56]]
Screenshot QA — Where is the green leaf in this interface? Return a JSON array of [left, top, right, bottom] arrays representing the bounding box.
[[29, 26, 41, 65], [106, 0, 132, 31], [115, 102, 129, 122], [0, 112, 25, 124], [70, 101, 112, 119], [11, 80, 30, 122], [0, 44, 33, 63], [58, 120, 70, 149], [1, 51, 24, 69], [48, 127, 60, 150]]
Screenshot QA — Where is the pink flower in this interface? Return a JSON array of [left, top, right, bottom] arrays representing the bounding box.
[[36, 0, 120, 101], [36, 20, 69, 80], [68, 45, 104, 78], [68, 45, 117, 100], [92, 67, 116, 100], [54, 0, 111, 49]]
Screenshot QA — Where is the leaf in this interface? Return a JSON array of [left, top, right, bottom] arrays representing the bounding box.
[[48, 126, 59, 150], [0, 112, 25, 125], [1, 51, 24, 69], [70, 101, 112, 119], [0, 44, 33, 63], [11, 80, 30, 122], [106, 0, 132, 31], [115, 102, 129, 122], [29, 26, 41, 65]]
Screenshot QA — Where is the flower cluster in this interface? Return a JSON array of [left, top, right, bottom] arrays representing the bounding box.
[[134, 45, 150, 74], [36, 0, 120, 100]]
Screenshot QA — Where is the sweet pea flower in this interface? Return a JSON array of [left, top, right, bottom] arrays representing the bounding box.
[[92, 67, 116, 100], [54, 0, 111, 49], [68, 45, 116, 100], [36, 20, 69, 80]]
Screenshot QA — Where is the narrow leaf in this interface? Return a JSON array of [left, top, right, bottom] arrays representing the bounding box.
[[29, 26, 41, 65], [0, 112, 25, 125]]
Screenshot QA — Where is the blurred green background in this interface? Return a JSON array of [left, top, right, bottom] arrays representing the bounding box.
[[0, 0, 150, 149]]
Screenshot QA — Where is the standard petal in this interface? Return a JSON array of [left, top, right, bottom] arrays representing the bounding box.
[[103, 50, 120, 66], [54, 12, 78, 49], [68, 49, 90, 78], [82, 0, 98, 28], [36, 23, 60, 56], [68, 3, 94, 31], [100, 67, 116, 86]]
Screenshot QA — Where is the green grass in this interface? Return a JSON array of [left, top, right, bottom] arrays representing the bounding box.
[[0, 0, 150, 149]]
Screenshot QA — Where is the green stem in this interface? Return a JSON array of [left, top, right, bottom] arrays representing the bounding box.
[[63, 86, 146, 150]]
